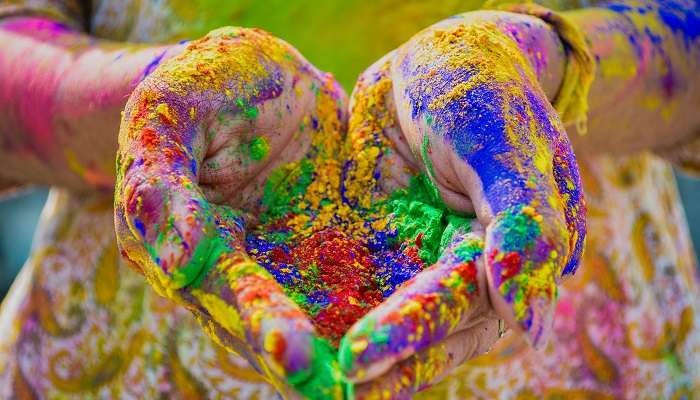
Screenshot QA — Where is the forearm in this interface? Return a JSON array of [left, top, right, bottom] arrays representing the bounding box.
[[0, 16, 182, 191], [562, 1, 700, 155]]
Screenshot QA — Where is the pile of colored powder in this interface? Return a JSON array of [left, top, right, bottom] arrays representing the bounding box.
[[239, 69, 476, 346], [246, 171, 475, 346]]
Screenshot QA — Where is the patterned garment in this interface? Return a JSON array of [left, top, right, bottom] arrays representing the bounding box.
[[1, 0, 699, 398]]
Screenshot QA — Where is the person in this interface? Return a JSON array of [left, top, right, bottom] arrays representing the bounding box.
[[0, 0, 697, 398]]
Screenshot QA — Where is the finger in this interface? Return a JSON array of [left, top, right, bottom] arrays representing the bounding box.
[[115, 26, 308, 291], [353, 319, 500, 399], [339, 231, 491, 381], [115, 99, 343, 396], [460, 76, 585, 347], [443, 89, 584, 348], [390, 23, 586, 348]]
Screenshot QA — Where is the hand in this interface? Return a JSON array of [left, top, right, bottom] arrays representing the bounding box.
[[114, 27, 347, 398], [338, 12, 586, 397]]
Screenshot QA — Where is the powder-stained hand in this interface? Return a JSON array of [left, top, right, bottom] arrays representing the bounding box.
[[339, 12, 586, 397], [113, 27, 348, 399]]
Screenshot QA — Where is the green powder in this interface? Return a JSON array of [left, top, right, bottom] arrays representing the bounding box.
[[236, 98, 259, 120], [261, 158, 316, 220], [249, 136, 270, 161], [289, 337, 347, 399], [383, 174, 475, 265], [496, 206, 542, 253]]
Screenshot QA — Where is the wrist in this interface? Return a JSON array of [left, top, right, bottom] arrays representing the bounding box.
[[494, 6, 596, 137]]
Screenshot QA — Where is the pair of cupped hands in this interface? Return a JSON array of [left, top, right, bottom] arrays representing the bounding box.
[[115, 12, 585, 400]]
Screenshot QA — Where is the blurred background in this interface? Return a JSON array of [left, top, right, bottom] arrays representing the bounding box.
[[1, 173, 699, 300]]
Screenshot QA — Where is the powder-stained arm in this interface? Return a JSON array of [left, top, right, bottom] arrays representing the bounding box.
[[563, 0, 700, 157], [0, 12, 182, 191], [340, 4, 700, 394]]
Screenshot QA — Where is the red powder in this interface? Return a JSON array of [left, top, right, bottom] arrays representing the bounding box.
[[270, 247, 293, 264], [495, 251, 522, 281], [415, 232, 424, 249], [456, 261, 479, 295], [291, 229, 383, 344], [158, 113, 175, 126], [403, 246, 424, 266], [267, 331, 287, 364], [140, 127, 159, 149]]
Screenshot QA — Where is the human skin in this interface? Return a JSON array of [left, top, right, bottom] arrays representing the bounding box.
[[1, 2, 697, 192], [1, 19, 348, 398], [342, 13, 582, 397], [110, 18, 571, 399], [1, 0, 699, 398], [344, 3, 700, 396], [115, 27, 357, 399], [0, 17, 185, 191], [563, 2, 700, 156]]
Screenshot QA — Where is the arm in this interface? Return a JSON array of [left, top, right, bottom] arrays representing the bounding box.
[[468, 1, 700, 156], [114, 27, 349, 397], [563, 0, 700, 155], [433, 1, 700, 157], [339, 1, 700, 393], [0, 15, 184, 191], [3, 10, 345, 396]]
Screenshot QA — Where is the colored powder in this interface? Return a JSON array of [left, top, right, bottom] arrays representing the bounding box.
[[117, 29, 481, 396], [287, 337, 343, 399], [244, 66, 475, 346], [247, 174, 472, 345], [248, 136, 270, 161]]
